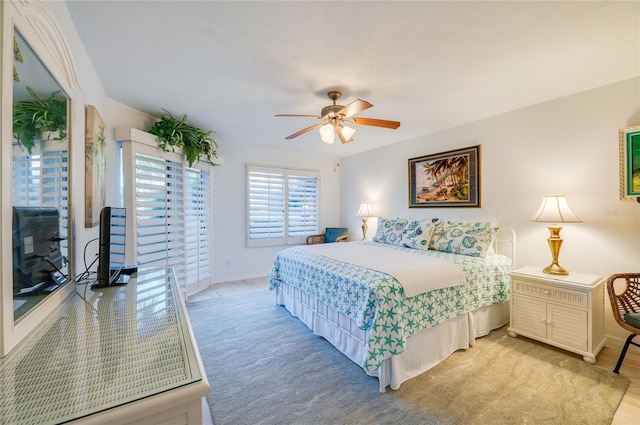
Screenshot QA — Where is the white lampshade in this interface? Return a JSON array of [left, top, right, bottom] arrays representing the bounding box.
[[530, 195, 582, 224], [341, 125, 356, 141], [356, 203, 373, 217], [319, 123, 335, 144]]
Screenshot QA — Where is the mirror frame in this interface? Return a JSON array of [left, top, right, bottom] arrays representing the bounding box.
[[1, 0, 81, 356]]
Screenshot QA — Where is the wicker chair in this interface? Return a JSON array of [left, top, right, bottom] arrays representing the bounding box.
[[606, 273, 640, 373], [306, 227, 348, 245]]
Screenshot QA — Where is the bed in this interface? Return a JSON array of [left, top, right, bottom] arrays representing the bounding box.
[[268, 218, 515, 392]]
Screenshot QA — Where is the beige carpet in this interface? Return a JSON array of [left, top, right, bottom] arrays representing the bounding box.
[[188, 289, 629, 425]]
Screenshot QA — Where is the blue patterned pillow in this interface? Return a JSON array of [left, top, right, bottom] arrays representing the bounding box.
[[429, 220, 498, 257], [373, 217, 409, 245], [399, 219, 436, 250]]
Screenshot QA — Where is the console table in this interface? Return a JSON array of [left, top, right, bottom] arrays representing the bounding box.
[[0, 268, 209, 424]]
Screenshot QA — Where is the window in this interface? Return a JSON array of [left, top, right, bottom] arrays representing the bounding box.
[[12, 143, 69, 259], [246, 165, 319, 247]]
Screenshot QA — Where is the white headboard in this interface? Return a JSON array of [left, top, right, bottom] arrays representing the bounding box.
[[494, 226, 517, 268]]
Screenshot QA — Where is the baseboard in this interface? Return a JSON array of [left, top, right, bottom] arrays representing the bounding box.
[[604, 333, 640, 353], [213, 272, 268, 285]]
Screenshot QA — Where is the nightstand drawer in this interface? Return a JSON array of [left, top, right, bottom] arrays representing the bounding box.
[[512, 278, 587, 308]]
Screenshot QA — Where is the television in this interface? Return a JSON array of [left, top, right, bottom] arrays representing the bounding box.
[[93, 206, 130, 288], [12, 206, 67, 295]]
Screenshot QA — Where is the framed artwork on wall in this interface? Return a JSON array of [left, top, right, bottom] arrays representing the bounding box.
[[619, 124, 640, 201], [85, 105, 106, 227], [408, 145, 480, 208]]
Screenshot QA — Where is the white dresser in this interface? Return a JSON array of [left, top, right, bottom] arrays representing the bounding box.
[[508, 266, 606, 364], [0, 268, 209, 424]]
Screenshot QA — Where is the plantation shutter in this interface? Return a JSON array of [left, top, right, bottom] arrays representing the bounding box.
[[246, 165, 285, 246], [185, 166, 212, 289], [286, 170, 319, 244], [133, 151, 186, 278], [12, 141, 69, 258], [246, 165, 319, 247], [118, 128, 213, 297]]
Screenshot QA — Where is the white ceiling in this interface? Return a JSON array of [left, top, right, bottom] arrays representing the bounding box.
[[66, 1, 640, 158]]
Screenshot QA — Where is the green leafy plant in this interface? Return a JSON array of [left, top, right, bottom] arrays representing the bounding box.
[[148, 109, 218, 167], [12, 86, 67, 155]]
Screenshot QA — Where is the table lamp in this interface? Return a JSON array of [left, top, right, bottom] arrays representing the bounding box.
[[356, 203, 373, 241], [530, 195, 582, 275]]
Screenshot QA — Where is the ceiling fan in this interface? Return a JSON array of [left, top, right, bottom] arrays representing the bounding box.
[[275, 90, 401, 144]]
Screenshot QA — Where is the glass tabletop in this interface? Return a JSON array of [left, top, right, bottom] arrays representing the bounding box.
[[0, 268, 203, 425]]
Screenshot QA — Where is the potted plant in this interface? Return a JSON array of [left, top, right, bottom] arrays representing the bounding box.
[[148, 109, 218, 167], [12, 86, 67, 155]]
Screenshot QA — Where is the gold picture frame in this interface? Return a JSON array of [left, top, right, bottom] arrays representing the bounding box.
[[85, 105, 106, 227], [619, 125, 640, 201]]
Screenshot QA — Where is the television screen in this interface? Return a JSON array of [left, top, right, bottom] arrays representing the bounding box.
[[94, 206, 129, 288], [12, 206, 67, 294]]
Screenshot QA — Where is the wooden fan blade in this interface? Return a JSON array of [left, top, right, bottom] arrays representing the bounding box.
[[338, 99, 373, 118], [275, 114, 323, 119], [285, 123, 321, 140], [336, 127, 353, 144], [350, 117, 401, 129]]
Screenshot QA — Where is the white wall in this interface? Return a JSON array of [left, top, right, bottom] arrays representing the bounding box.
[[211, 142, 341, 283], [340, 77, 640, 344]]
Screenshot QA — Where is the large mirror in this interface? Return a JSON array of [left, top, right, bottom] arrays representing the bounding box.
[[11, 29, 72, 322]]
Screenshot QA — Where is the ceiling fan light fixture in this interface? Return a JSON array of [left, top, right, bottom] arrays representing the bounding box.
[[341, 125, 356, 141], [319, 123, 335, 144], [276, 90, 400, 143]]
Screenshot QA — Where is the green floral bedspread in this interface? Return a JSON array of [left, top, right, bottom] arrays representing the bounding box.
[[268, 242, 512, 373]]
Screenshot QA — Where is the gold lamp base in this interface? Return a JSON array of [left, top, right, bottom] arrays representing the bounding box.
[[361, 218, 369, 241], [543, 225, 569, 276], [543, 262, 569, 276]]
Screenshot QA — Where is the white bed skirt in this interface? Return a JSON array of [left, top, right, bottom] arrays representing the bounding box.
[[275, 282, 509, 392]]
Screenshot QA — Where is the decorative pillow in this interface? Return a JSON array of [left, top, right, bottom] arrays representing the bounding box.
[[429, 220, 492, 248], [399, 219, 436, 250], [447, 217, 499, 253], [449, 216, 499, 227], [429, 220, 498, 257], [372, 217, 409, 245], [324, 227, 348, 243], [624, 312, 640, 329]]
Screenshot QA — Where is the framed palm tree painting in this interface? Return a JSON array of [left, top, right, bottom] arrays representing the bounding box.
[[619, 125, 640, 200], [408, 145, 480, 208]]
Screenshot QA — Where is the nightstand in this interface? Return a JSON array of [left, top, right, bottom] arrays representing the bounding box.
[[508, 266, 606, 364]]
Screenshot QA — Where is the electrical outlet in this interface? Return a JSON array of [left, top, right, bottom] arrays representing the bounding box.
[[225, 259, 231, 267], [24, 236, 34, 255]]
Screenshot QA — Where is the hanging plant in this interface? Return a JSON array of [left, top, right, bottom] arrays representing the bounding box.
[[148, 109, 218, 167], [12, 86, 67, 155]]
